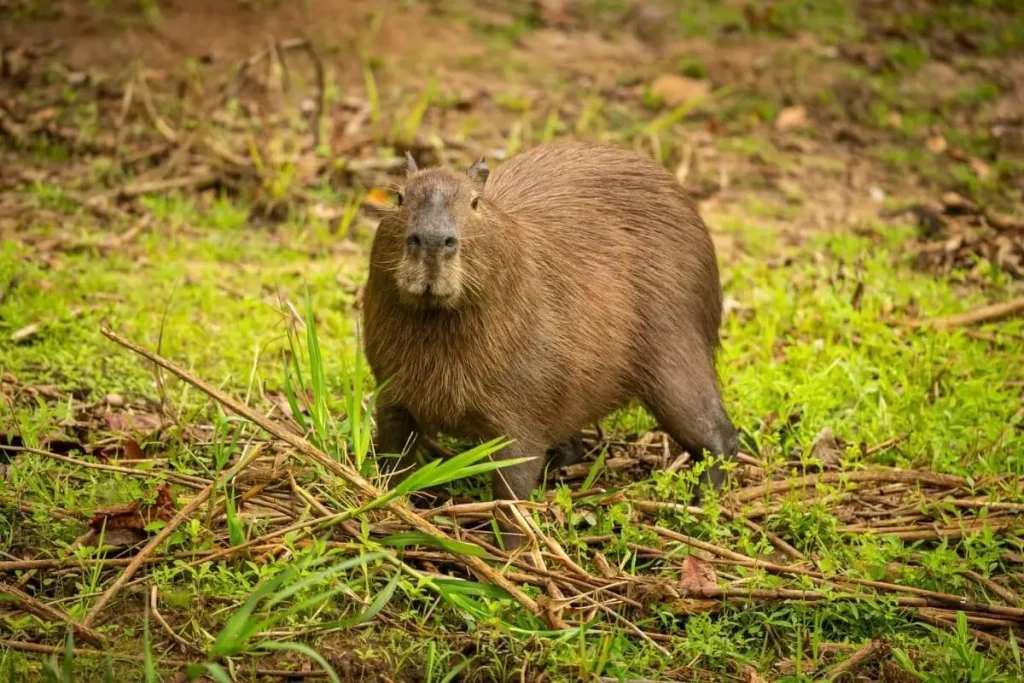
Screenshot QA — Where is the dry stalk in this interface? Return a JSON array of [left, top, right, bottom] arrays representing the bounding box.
[[731, 469, 968, 504], [912, 610, 1011, 649], [903, 296, 1024, 329], [823, 638, 889, 681], [150, 587, 204, 655], [0, 581, 107, 646]]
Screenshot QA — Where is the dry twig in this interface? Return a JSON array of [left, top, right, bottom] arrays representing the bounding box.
[[0, 581, 107, 646]]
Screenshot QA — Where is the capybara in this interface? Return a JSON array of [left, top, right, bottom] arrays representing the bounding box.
[[362, 140, 738, 545]]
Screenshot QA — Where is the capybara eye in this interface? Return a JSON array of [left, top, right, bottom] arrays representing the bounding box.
[[471, 196, 479, 209], [396, 192, 404, 206]]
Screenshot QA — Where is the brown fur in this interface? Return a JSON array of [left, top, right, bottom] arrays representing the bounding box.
[[362, 140, 738, 542]]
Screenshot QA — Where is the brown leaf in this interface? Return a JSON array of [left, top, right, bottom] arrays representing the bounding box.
[[101, 439, 146, 460], [11, 322, 41, 343], [742, 665, 768, 683], [775, 105, 807, 131], [969, 157, 991, 180], [941, 191, 977, 214], [87, 484, 176, 532], [537, 0, 578, 28], [71, 527, 148, 552], [926, 135, 947, 154], [266, 390, 310, 418], [104, 411, 163, 435], [678, 555, 717, 592], [809, 427, 844, 468], [946, 145, 969, 162], [650, 74, 709, 107], [772, 659, 814, 677]]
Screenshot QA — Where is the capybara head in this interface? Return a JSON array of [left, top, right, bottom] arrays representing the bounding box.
[[375, 154, 494, 309]]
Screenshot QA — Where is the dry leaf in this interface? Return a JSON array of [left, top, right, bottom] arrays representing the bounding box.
[[537, 0, 577, 27], [592, 552, 617, 578], [72, 527, 147, 551], [104, 412, 163, 435], [742, 665, 768, 683], [678, 555, 717, 592], [87, 484, 176, 533], [72, 484, 176, 551], [941, 191, 977, 213], [969, 157, 991, 180], [809, 427, 844, 468], [772, 659, 815, 676], [926, 135, 947, 154], [775, 105, 807, 131], [551, 504, 566, 527], [101, 439, 146, 460], [11, 322, 41, 343], [650, 74, 709, 107]]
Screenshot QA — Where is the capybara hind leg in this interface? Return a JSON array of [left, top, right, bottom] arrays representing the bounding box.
[[546, 432, 585, 470], [644, 361, 738, 501]]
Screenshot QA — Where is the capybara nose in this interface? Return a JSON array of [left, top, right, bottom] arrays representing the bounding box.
[[407, 232, 458, 257]]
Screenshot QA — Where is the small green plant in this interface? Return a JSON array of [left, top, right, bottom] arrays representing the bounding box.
[[893, 612, 1020, 682], [189, 551, 389, 681], [679, 56, 708, 79]]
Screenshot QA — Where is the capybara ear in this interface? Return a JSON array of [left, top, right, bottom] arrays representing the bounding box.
[[405, 151, 419, 175], [467, 157, 489, 186]]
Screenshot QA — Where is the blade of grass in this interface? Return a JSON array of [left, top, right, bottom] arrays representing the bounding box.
[[582, 445, 608, 491], [223, 485, 245, 547], [62, 631, 72, 683], [381, 532, 490, 558], [143, 602, 156, 683], [320, 568, 402, 629]]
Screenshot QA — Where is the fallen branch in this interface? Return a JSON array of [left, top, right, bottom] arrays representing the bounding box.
[[150, 587, 203, 655], [0, 581, 107, 646], [0, 551, 215, 573], [824, 638, 889, 681], [913, 610, 1010, 649], [116, 171, 220, 199], [731, 469, 967, 504], [0, 639, 328, 677], [902, 296, 1024, 330], [961, 570, 1020, 606]]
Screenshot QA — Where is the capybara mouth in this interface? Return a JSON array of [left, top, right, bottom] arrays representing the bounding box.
[[396, 261, 462, 307], [399, 278, 459, 308]]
